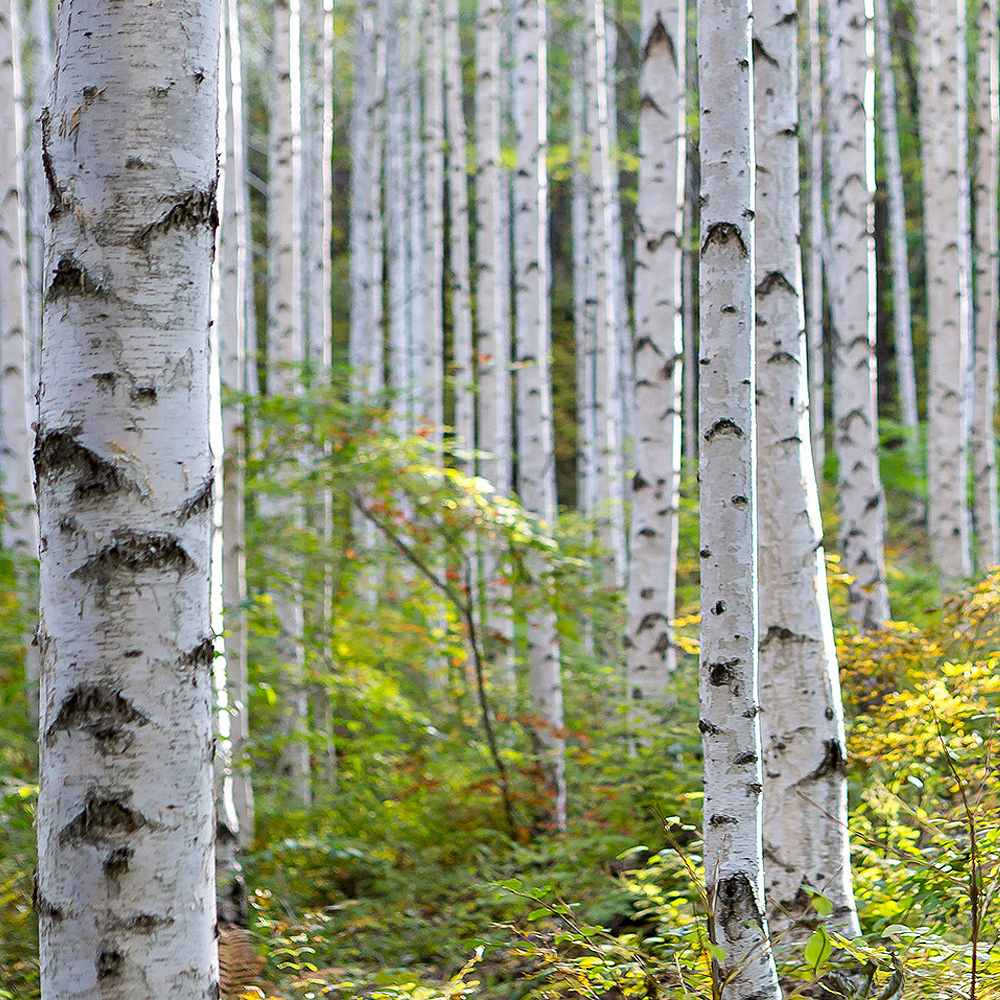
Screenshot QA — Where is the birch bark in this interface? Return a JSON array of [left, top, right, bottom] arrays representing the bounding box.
[[825, 0, 890, 629], [972, 0, 999, 569], [917, 0, 972, 582], [513, 0, 565, 832], [753, 0, 859, 940], [35, 0, 221, 994], [0, 0, 40, 720], [625, 0, 685, 736], [697, 0, 781, 993], [267, 0, 311, 806]]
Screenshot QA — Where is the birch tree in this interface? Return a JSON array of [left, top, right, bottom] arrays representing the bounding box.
[[972, 0, 999, 569], [34, 0, 221, 993], [625, 0, 685, 736], [513, 0, 566, 832], [918, 0, 972, 582], [754, 0, 860, 940], [697, 0, 781, 993], [0, 0, 39, 713], [825, 0, 890, 630]]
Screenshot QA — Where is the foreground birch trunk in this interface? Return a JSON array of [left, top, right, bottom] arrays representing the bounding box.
[[825, 0, 890, 630], [972, 0, 999, 569], [625, 0, 685, 738], [697, 1, 780, 995], [514, 0, 566, 832], [918, 0, 972, 583], [754, 0, 860, 942], [35, 1, 221, 995], [0, 0, 40, 715]]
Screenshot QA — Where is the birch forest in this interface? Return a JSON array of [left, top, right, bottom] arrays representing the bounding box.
[[3, 0, 1000, 997]]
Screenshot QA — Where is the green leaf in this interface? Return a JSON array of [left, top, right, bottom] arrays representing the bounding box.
[[804, 926, 832, 969]]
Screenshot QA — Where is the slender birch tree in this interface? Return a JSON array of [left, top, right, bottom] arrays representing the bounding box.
[[35, 0, 221, 994], [874, 0, 917, 440], [267, 0, 311, 805], [825, 0, 890, 630], [0, 0, 39, 715], [972, 0, 999, 569], [917, 0, 972, 583], [697, 0, 781, 993], [625, 0, 685, 737], [513, 0, 566, 832], [754, 0, 860, 940]]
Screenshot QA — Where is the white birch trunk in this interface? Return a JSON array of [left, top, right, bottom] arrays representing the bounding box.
[[972, 0, 999, 569], [444, 0, 475, 469], [825, 0, 890, 629], [804, 0, 825, 479], [220, 0, 255, 851], [874, 0, 917, 438], [475, 0, 515, 685], [585, 0, 627, 588], [754, 0, 860, 941], [918, 0, 972, 582], [267, 0, 311, 806], [514, 0, 565, 832], [35, 0, 221, 994], [697, 0, 781, 993], [625, 0, 685, 738], [682, 152, 697, 462]]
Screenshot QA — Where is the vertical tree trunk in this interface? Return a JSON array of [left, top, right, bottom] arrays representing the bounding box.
[[804, 0, 825, 479], [513, 0, 566, 832], [697, 0, 781, 994], [874, 0, 918, 439], [971, 0, 999, 569], [825, 0, 890, 630], [0, 0, 40, 717], [918, 0, 972, 582], [625, 0, 685, 740], [754, 0, 860, 941], [219, 0, 255, 851], [267, 0, 311, 806], [682, 151, 698, 463], [35, 1, 221, 994]]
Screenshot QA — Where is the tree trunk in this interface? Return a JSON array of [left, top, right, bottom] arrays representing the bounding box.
[[825, 0, 890, 630], [35, 1, 221, 994], [513, 0, 565, 832], [625, 0, 685, 741], [754, 0, 860, 942], [697, 0, 781, 994], [971, 0, 999, 569], [918, 0, 972, 583], [0, 0, 40, 718]]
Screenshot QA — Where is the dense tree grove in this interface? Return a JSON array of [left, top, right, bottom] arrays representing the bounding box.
[[1, 1, 999, 998]]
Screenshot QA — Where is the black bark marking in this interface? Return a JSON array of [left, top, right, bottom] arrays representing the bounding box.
[[118, 913, 173, 932], [700, 547, 712, 558], [129, 385, 157, 406], [33, 875, 65, 922], [702, 221, 749, 257], [699, 719, 722, 736], [731, 495, 748, 508], [712, 600, 726, 616], [734, 751, 757, 766], [716, 872, 765, 941], [40, 108, 69, 218], [708, 658, 740, 686], [632, 470, 650, 491], [46, 684, 149, 746], [35, 428, 137, 500], [743, 704, 761, 718], [759, 625, 811, 648], [60, 794, 146, 846], [46, 256, 107, 301], [704, 418, 745, 441], [182, 637, 215, 669], [71, 529, 195, 584], [651, 632, 673, 656], [97, 949, 124, 979], [811, 740, 847, 779], [132, 189, 219, 247], [765, 350, 798, 366], [638, 611, 670, 632], [176, 476, 213, 522], [103, 846, 133, 886], [709, 814, 738, 827], [747, 781, 763, 795], [125, 156, 152, 169], [752, 36, 779, 68], [644, 15, 677, 68], [756, 269, 797, 297]]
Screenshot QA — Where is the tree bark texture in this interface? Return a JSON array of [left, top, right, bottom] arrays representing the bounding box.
[[35, 1, 222, 995], [625, 0, 685, 738], [825, 0, 890, 630], [918, 0, 972, 582], [753, 0, 860, 942], [697, 1, 780, 995]]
